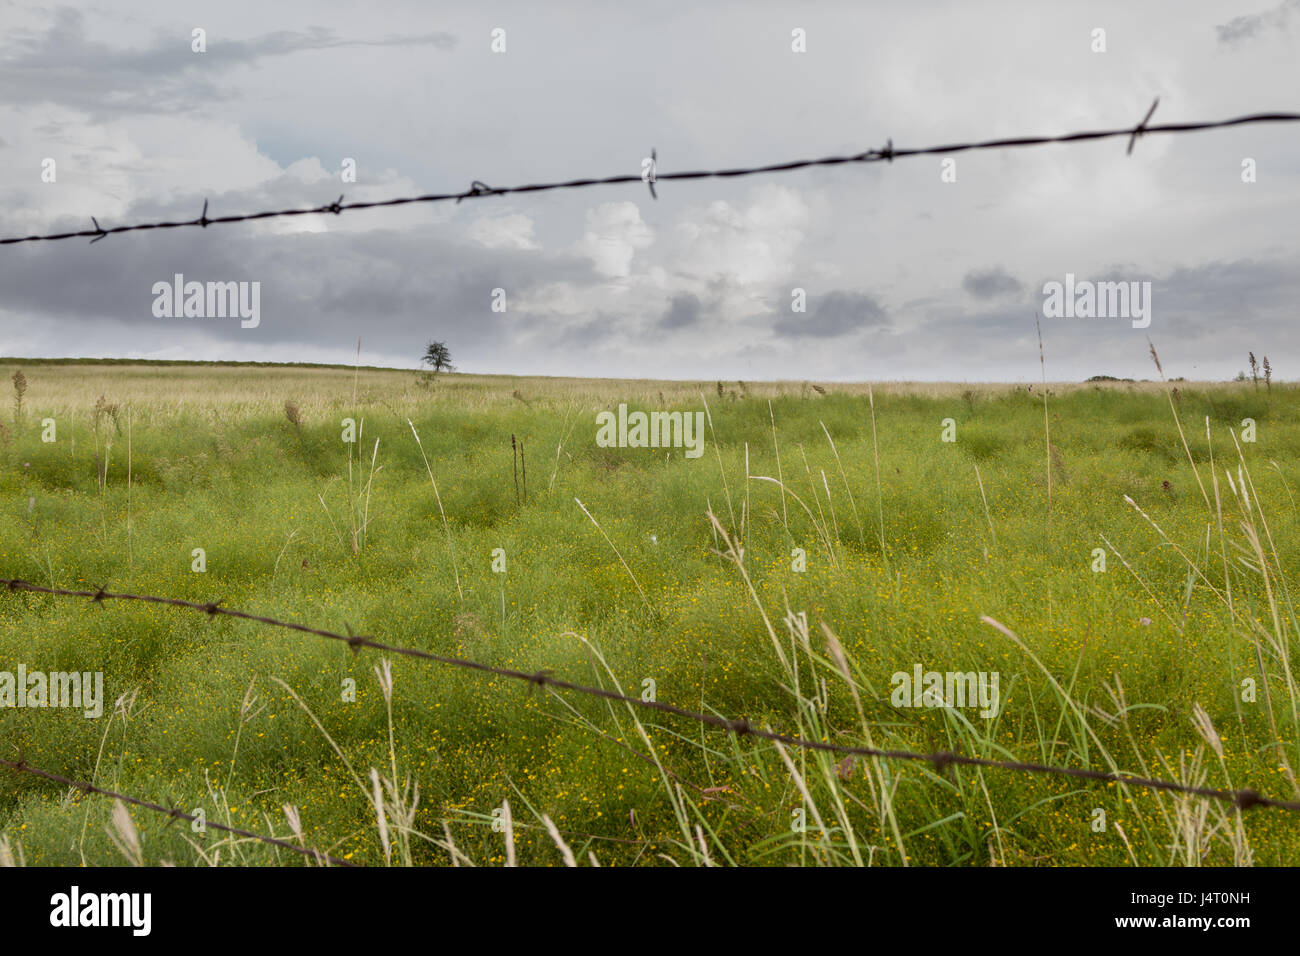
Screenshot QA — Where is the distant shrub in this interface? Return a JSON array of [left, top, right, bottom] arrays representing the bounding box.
[[961, 427, 1006, 461], [11, 369, 26, 420], [93, 394, 120, 435], [1118, 427, 1178, 463]]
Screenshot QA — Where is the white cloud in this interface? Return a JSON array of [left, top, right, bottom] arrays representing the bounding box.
[[572, 202, 654, 278], [670, 184, 808, 287], [466, 212, 540, 251]]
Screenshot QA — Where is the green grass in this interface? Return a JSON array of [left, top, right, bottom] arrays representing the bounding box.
[[1, 363, 1298, 866]]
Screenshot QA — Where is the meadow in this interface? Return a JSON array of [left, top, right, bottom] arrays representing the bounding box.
[[1, 358, 1298, 866]]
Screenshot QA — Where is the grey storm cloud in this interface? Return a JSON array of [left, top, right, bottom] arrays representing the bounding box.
[[1024, 258, 1300, 338], [907, 258, 1300, 381], [1216, 0, 1300, 46], [1142, 259, 1300, 339], [962, 267, 1023, 301], [541, 312, 632, 349], [0, 8, 455, 117], [660, 293, 702, 330], [772, 290, 888, 339], [0, 218, 596, 361]]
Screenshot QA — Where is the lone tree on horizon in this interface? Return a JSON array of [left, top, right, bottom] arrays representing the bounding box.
[[422, 341, 454, 375]]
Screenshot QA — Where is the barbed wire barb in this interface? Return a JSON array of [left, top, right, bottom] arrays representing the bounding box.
[[1128, 97, 1160, 155], [456, 181, 493, 204]]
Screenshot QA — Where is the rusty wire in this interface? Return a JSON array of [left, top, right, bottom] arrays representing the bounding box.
[[4, 576, 1298, 814], [0, 756, 355, 866], [2, 104, 1298, 246]]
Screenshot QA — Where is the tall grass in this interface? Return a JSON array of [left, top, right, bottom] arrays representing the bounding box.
[[2, 362, 1298, 866]]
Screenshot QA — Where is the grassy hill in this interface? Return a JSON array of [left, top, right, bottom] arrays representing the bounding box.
[[1, 361, 1296, 866]]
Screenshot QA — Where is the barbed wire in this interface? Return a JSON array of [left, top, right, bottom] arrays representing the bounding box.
[[5, 577, 1298, 814], [2, 103, 1298, 247], [0, 756, 356, 866]]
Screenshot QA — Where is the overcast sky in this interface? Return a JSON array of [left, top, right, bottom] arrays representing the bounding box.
[[0, 1, 1297, 381]]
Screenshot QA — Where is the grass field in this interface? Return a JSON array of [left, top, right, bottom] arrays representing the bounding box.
[[2, 359, 1298, 867]]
